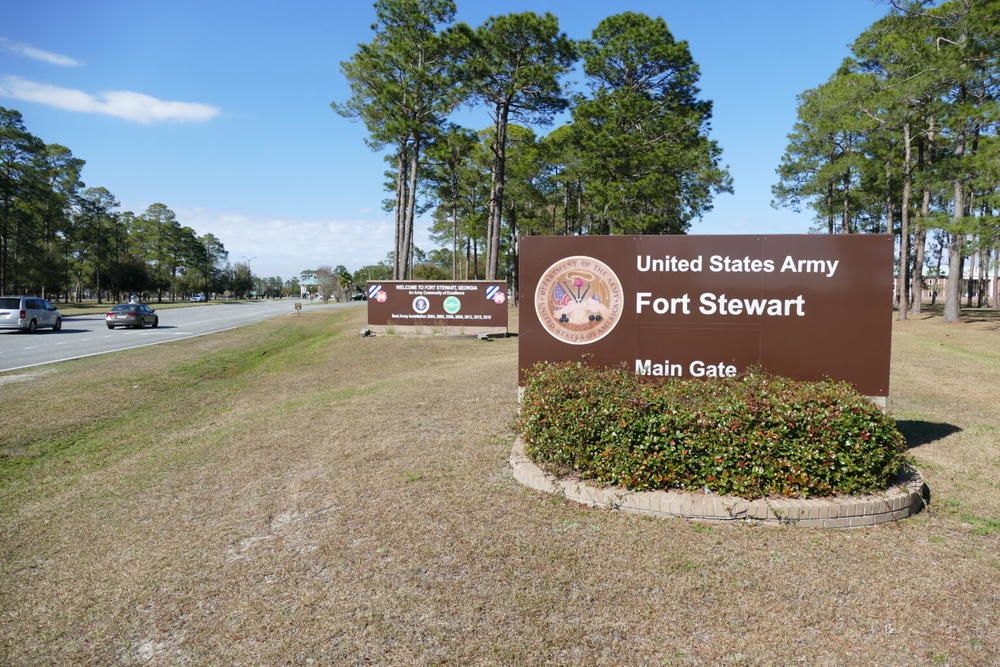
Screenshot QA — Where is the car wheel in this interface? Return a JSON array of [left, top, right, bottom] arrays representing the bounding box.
[[53, 317, 62, 331], [107, 324, 115, 329], [27, 319, 37, 333], [152, 317, 159, 328]]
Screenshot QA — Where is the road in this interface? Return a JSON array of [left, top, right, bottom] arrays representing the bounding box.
[[0, 300, 360, 373]]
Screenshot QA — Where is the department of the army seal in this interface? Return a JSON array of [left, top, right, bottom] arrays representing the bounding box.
[[534, 255, 623, 345]]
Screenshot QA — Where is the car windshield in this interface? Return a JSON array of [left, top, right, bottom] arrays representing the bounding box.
[[111, 304, 137, 312], [0, 298, 21, 309]]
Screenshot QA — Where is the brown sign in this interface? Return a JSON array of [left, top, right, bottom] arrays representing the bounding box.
[[367, 281, 509, 335], [519, 235, 893, 396]]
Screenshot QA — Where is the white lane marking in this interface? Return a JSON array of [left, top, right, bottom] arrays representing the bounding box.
[[23, 346, 36, 350], [0, 324, 254, 373], [0, 302, 358, 373]]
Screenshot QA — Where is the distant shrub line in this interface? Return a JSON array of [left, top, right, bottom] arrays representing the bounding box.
[[519, 362, 907, 499]]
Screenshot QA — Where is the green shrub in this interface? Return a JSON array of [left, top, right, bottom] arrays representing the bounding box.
[[519, 362, 907, 499]]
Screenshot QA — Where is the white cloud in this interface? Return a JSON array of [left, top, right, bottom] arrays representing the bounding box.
[[0, 38, 82, 67], [0, 75, 220, 124], [173, 208, 434, 278]]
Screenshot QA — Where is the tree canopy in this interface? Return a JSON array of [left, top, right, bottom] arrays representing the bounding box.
[[335, 5, 733, 283], [772, 0, 999, 320], [0, 106, 236, 302]]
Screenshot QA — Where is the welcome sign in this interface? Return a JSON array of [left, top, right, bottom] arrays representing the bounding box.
[[518, 235, 893, 397], [367, 280, 508, 335]]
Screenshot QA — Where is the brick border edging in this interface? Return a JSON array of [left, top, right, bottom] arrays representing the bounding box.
[[510, 438, 928, 528]]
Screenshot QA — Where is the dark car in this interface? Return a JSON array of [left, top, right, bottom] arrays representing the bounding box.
[[106, 303, 159, 329], [351, 292, 366, 301]]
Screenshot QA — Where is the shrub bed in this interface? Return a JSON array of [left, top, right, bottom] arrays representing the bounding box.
[[519, 362, 907, 499]]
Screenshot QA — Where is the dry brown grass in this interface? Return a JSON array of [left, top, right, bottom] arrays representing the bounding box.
[[1, 305, 997, 665]]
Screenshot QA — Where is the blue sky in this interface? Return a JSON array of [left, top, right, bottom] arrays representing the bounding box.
[[1, 0, 889, 279]]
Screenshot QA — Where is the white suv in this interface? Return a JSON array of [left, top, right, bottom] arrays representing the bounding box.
[[0, 296, 63, 332]]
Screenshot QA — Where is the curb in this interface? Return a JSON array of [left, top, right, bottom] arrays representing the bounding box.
[[510, 438, 928, 528]]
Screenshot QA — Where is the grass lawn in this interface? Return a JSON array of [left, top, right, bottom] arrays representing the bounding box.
[[1, 305, 997, 664]]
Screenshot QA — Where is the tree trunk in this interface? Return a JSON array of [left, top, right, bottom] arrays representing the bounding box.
[[842, 171, 852, 234], [576, 181, 583, 235], [965, 249, 975, 307], [0, 194, 8, 295], [943, 228, 963, 323], [910, 227, 926, 313], [992, 242, 1000, 309], [911, 119, 935, 315], [977, 246, 987, 308], [472, 237, 479, 280], [827, 183, 835, 234], [911, 221, 928, 315], [509, 203, 519, 306], [402, 137, 421, 281], [885, 161, 898, 308], [62, 237, 70, 304], [0, 232, 7, 296], [931, 237, 942, 306], [464, 237, 470, 280], [943, 124, 965, 323], [95, 220, 103, 305], [898, 123, 912, 319], [560, 188, 568, 234], [486, 102, 510, 280], [393, 149, 406, 280], [451, 205, 458, 281]]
